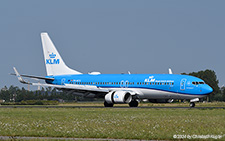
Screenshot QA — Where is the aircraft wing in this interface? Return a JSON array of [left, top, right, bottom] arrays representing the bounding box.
[[32, 83, 109, 93], [12, 67, 109, 94], [10, 72, 54, 81]]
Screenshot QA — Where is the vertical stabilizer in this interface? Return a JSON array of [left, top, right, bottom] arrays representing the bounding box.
[[41, 33, 82, 76]]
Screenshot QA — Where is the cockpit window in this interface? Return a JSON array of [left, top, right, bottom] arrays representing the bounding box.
[[192, 81, 205, 85]]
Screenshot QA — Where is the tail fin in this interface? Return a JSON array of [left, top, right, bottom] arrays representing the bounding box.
[[41, 33, 82, 76]]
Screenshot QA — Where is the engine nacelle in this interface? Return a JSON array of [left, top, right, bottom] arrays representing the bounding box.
[[105, 91, 132, 104]]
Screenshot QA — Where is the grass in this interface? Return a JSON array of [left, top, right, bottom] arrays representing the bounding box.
[[58, 101, 225, 107], [1, 101, 225, 108], [0, 108, 224, 140]]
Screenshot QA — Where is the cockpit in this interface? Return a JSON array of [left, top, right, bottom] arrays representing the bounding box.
[[192, 81, 205, 85]]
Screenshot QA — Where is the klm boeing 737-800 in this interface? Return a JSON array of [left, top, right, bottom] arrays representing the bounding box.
[[12, 33, 213, 107]]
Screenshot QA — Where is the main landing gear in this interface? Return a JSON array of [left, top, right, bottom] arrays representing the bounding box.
[[129, 100, 139, 107], [104, 100, 139, 107], [104, 101, 114, 107], [189, 102, 195, 107]]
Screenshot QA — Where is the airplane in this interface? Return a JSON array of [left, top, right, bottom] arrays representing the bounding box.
[[12, 32, 213, 107]]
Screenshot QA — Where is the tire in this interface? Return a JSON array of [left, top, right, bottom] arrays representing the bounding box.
[[129, 100, 139, 107], [104, 101, 114, 107], [189, 102, 195, 107]]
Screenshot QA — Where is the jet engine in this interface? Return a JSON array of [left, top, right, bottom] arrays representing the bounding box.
[[105, 91, 132, 104]]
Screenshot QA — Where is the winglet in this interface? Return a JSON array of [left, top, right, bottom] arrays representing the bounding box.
[[169, 68, 173, 74], [13, 67, 31, 84]]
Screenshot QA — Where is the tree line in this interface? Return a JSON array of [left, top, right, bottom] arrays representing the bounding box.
[[0, 86, 93, 102]]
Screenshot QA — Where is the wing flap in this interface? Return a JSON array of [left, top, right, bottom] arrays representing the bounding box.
[[32, 83, 109, 93]]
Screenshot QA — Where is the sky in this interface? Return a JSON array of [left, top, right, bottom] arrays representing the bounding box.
[[0, 0, 225, 89]]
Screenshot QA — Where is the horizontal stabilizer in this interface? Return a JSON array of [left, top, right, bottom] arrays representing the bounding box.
[[10, 73, 54, 81]]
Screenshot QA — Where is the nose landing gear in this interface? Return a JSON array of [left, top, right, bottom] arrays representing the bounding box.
[[189, 98, 199, 108]]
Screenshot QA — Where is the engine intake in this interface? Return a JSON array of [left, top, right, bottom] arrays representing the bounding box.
[[105, 91, 132, 104]]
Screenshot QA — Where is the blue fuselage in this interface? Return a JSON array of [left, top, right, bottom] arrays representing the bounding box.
[[46, 74, 213, 99]]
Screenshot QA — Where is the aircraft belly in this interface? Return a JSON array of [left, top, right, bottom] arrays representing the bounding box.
[[109, 88, 207, 100]]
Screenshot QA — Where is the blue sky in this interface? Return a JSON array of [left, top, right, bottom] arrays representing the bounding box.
[[0, 0, 225, 89]]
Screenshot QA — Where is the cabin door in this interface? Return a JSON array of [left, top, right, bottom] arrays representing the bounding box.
[[180, 78, 187, 91]]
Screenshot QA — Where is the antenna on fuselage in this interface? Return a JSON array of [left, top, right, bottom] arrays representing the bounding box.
[[169, 68, 173, 74]]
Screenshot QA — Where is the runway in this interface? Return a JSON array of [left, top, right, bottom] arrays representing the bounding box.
[[0, 136, 150, 141], [0, 105, 224, 109]]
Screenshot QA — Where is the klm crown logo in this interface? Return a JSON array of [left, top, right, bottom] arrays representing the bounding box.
[[46, 53, 60, 64], [49, 53, 56, 58], [114, 94, 119, 99]]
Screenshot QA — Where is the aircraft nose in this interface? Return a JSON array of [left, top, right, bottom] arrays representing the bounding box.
[[204, 85, 213, 94]]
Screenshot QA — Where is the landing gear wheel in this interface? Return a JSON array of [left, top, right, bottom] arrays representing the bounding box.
[[104, 101, 114, 107], [129, 100, 139, 107], [189, 102, 195, 107]]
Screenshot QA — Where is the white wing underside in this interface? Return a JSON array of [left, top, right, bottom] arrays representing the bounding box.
[[32, 83, 109, 93]]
